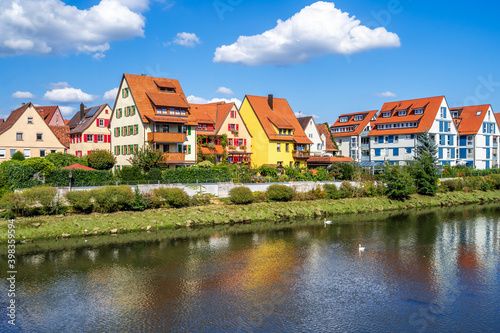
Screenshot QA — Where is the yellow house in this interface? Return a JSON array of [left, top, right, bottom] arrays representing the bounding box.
[[0, 102, 67, 162], [239, 94, 312, 168]]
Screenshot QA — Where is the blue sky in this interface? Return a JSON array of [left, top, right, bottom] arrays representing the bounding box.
[[1, 0, 500, 125]]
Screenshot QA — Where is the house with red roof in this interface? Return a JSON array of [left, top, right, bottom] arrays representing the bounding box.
[[35, 106, 66, 126], [331, 110, 378, 162], [190, 102, 252, 164], [67, 103, 112, 157], [368, 96, 459, 166], [297, 116, 327, 156], [451, 104, 499, 169], [110, 74, 198, 169], [239, 94, 312, 168]]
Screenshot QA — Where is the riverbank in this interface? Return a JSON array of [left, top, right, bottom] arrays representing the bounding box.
[[2, 190, 500, 245]]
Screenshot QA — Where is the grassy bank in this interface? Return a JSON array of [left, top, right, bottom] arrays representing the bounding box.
[[2, 190, 500, 247]]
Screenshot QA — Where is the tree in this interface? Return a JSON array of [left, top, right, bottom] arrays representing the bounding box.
[[382, 162, 415, 200], [87, 150, 116, 170], [412, 130, 439, 195], [128, 144, 166, 172], [11, 151, 25, 161], [323, 122, 339, 151], [45, 152, 87, 168]]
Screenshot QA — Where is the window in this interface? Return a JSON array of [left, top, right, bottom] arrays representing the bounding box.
[[354, 115, 363, 121], [414, 109, 424, 115], [99, 119, 105, 127], [452, 111, 459, 118], [375, 148, 381, 157], [441, 107, 447, 118], [122, 88, 129, 98], [39, 149, 46, 157], [317, 143, 322, 150], [36, 133, 43, 141], [398, 110, 407, 116], [406, 147, 412, 154], [16, 132, 23, 141], [382, 112, 391, 118], [361, 137, 370, 144], [0, 149, 5, 158], [231, 110, 236, 118], [27, 117, 33, 124], [448, 135, 453, 146], [181, 110, 186, 115], [393, 148, 399, 156], [24, 149, 31, 158], [277, 143, 281, 152], [50, 149, 56, 154], [339, 116, 348, 123], [10, 149, 17, 157], [286, 143, 289, 152], [309, 133, 313, 138], [175, 109, 180, 115], [98, 135, 104, 143], [476, 111, 482, 116], [394, 136, 399, 143], [87, 134, 93, 142], [467, 136, 473, 146]]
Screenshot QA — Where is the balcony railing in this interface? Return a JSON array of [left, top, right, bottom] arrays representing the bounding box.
[[162, 152, 186, 163], [292, 151, 311, 159], [148, 132, 186, 143]]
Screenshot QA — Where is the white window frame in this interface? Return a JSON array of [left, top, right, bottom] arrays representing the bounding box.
[[414, 109, 424, 115], [99, 119, 105, 127], [382, 112, 391, 118], [16, 132, 23, 141], [0, 149, 5, 158], [24, 149, 31, 158], [339, 116, 348, 123], [27, 117, 33, 124], [39, 149, 46, 158], [398, 110, 407, 116], [354, 115, 363, 121], [97, 134, 104, 143]]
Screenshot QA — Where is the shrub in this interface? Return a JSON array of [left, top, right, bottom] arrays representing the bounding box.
[[146, 168, 162, 181], [440, 179, 464, 192], [229, 186, 254, 204], [45, 152, 87, 168], [143, 191, 163, 209], [191, 194, 212, 206], [91, 186, 133, 213], [5, 163, 41, 189], [324, 184, 341, 199], [162, 168, 231, 184], [119, 166, 144, 181], [11, 151, 25, 161], [339, 181, 356, 198], [1, 192, 28, 216], [487, 174, 500, 190], [46, 169, 113, 187], [87, 150, 116, 170], [23, 186, 59, 215], [266, 184, 295, 202], [252, 191, 266, 202], [382, 163, 415, 200], [66, 190, 93, 213], [312, 185, 326, 199], [156, 187, 190, 208], [196, 161, 214, 168], [131, 187, 147, 211], [21, 158, 56, 176]]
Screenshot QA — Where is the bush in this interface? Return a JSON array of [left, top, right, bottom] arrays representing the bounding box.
[[324, 184, 341, 199], [252, 191, 266, 202], [119, 166, 144, 181], [487, 174, 500, 190], [440, 179, 464, 192], [156, 187, 190, 208], [11, 151, 25, 161], [91, 186, 134, 213], [143, 191, 163, 209], [382, 163, 415, 200], [191, 194, 212, 206], [87, 150, 116, 170], [339, 181, 356, 198], [45, 152, 87, 168], [1, 192, 28, 216], [146, 168, 162, 181], [229, 186, 254, 204], [66, 190, 93, 213], [23, 186, 60, 215], [4, 163, 41, 189], [162, 168, 231, 183], [266, 184, 295, 202], [21, 158, 56, 176], [46, 169, 113, 187], [131, 187, 147, 211]]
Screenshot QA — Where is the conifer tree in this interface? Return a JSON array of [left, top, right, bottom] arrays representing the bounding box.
[[412, 130, 439, 195]]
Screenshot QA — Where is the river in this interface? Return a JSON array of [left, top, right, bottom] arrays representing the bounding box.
[[2, 204, 500, 332]]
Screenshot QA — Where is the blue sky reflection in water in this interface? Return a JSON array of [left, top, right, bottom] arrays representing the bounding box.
[[2, 205, 500, 332]]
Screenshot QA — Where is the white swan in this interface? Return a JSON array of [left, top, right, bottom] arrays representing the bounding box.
[[324, 218, 332, 225], [358, 244, 365, 252]]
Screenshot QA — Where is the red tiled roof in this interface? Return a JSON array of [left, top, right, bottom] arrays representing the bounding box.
[[68, 104, 109, 134], [307, 156, 354, 163], [189, 101, 238, 136], [316, 124, 338, 152], [331, 110, 378, 137], [144, 115, 187, 124], [215, 102, 235, 131], [369, 96, 445, 136], [64, 119, 70, 125], [450, 105, 491, 135], [35, 106, 59, 124], [123, 74, 197, 126], [495, 113, 500, 129], [245, 95, 312, 145], [49, 125, 70, 148], [0, 103, 31, 135], [62, 164, 95, 170]]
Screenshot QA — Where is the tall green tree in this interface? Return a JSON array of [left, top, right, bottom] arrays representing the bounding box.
[[412, 130, 439, 195], [382, 162, 415, 200]]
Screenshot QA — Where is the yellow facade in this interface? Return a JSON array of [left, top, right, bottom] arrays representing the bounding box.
[[239, 97, 306, 168]]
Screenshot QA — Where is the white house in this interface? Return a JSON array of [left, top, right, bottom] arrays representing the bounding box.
[[451, 104, 499, 169], [331, 110, 378, 162], [297, 116, 325, 156], [368, 96, 459, 166]]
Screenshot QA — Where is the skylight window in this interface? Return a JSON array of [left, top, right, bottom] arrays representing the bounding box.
[[476, 111, 482, 116]]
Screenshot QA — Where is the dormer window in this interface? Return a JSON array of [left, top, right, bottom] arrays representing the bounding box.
[[354, 115, 363, 121], [382, 112, 391, 118], [398, 110, 407, 116], [339, 116, 348, 123], [451, 111, 459, 118], [414, 108, 424, 115]]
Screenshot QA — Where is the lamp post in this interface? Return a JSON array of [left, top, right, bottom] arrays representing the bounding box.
[[68, 171, 73, 190]]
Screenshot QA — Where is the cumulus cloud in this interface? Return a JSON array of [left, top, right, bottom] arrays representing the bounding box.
[[215, 87, 234, 96], [172, 32, 201, 47], [374, 91, 396, 98], [187, 95, 242, 108], [295, 112, 319, 119], [59, 106, 75, 116], [49, 82, 70, 89], [103, 87, 119, 101], [11, 91, 34, 99], [214, 1, 400, 66], [44, 87, 95, 103], [0, 0, 146, 58]]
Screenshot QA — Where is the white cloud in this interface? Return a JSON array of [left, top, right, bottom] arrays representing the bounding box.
[[44, 87, 95, 103], [215, 87, 234, 96], [173, 32, 200, 47], [11, 91, 34, 99], [0, 0, 146, 58], [103, 87, 119, 101], [374, 91, 397, 98], [49, 82, 70, 89], [92, 52, 106, 60], [59, 106, 75, 116], [214, 1, 400, 66], [187, 95, 242, 108], [295, 112, 320, 119]]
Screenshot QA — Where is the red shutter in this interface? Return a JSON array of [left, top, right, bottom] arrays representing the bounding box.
[[96, 119, 100, 127], [228, 124, 231, 131], [84, 135, 87, 142], [94, 134, 98, 142], [104, 135, 107, 143], [236, 124, 239, 131], [244, 139, 247, 146], [107, 135, 111, 142], [87, 151, 91, 155], [105, 119, 109, 127]]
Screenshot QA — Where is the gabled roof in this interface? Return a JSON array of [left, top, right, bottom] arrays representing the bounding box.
[[0, 103, 31, 135], [450, 105, 491, 135], [368, 96, 445, 136], [215, 102, 235, 131], [316, 124, 338, 152], [190, 101, 243, 136], [122, 74, 196, 125], [245, 95, 312, 144], [35, 106, 59, 124], [297, 116, 314, 130], [49, 125, 70, 148], [67, 104, 109, 134], [331, 110, 378, 137]]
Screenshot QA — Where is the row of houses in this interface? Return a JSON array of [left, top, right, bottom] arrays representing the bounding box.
[[1, 74, 499, 170], [331, 96, 500, 169]]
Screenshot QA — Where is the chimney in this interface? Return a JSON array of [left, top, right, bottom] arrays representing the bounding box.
[[79, 103, 85, 120], [268, 94, 274, 110]]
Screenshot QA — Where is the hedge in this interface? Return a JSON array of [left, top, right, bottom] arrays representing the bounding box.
[[162, 167, 231, 183], [46, 169, 113, 186]]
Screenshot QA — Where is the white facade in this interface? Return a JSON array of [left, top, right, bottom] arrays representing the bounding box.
[[301, 118, 324, 155]]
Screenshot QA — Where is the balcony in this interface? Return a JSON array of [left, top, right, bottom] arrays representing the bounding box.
[[162, 152, 185, 163], [148, 132, 186, 143], [292, 151, 311, 159]]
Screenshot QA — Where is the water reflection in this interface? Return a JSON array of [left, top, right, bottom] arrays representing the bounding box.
[[1, 205, 500, 332]]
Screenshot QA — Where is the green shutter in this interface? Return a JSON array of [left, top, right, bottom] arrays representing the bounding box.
[[187, 126, 191, 135], [188, 145, 191, 154], [134, 124, 138, 135], [134, 144, 138, 154], [178, 125, 182, 132], [178, 145, 182, 153], [132, 106, 135, 115]]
